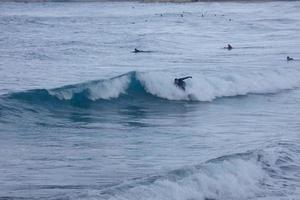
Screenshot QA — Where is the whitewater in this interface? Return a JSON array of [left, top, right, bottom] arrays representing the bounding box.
[[1, 1, 300, 200]]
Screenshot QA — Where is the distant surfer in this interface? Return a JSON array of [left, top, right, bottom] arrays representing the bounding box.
[[133, 48, 142, 53], [287, 56, 294, 61], [224, 44, 233, 50], [132, 48, 152, 53], [174, 76, 192, 91]]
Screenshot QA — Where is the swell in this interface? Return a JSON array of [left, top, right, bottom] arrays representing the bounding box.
[[3, 68, 300, 107]]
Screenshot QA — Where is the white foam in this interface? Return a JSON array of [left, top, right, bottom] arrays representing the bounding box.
[[48, 75, 130, 100], [137, 69, 300, 101], [48, 68, 300, 102], [88, 75, 130, 100], [137, 72, 188, 101], [107, 157, 266, 200]]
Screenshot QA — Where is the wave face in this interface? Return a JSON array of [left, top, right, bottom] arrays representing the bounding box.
[[5, 69, 300, 106], [100, 141, 300, 200]]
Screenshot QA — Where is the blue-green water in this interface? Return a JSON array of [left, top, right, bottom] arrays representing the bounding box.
[[1, 2, 300, 200]]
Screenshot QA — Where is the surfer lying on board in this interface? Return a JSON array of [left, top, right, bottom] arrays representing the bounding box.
[[133, 48, 142, 53], [132, 48, 153, 53], [174, 76, 192, 91]]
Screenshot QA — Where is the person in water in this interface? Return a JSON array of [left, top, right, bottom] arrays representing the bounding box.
[[174, 76, 192, 91], [133, 48, 142, 53], [287, 56, 294, 61], [133, 48, 153, 53], [225, 44, 233, 50]]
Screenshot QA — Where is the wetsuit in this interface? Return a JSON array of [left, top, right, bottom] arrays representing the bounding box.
[[226, 44, 233, 50], [174, 76, 192, 91], [133, 48, 141, 53]]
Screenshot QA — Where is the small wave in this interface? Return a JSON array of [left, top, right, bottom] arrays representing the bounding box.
[[100, 141, 300, 200], [4, 68, 300, 107]]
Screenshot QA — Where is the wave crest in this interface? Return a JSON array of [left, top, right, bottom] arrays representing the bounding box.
[[6, 69, 300, 105], [49, 73, 131, 101]]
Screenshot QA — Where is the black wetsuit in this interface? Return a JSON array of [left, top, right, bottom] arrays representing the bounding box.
[[133, 48, 152, 53], [133, 48, 142, 53], [226, 44, 233, 50], [174, 76, 192, 91]]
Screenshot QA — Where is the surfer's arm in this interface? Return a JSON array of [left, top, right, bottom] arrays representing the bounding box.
[[179, 76, 192, 81]]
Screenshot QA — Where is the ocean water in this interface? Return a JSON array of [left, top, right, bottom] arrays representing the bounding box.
[[1, 1, 300, 199]]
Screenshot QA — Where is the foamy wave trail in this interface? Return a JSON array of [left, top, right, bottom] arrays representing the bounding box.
[[5, 68, 300, 104], [100, 141, 300, 200]]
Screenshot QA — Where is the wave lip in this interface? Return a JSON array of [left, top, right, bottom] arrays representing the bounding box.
[[49, 73, 131, 101]]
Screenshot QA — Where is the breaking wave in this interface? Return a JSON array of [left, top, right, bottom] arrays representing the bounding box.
[[4, 68, 300, 105], [99, 141, 300, 200]]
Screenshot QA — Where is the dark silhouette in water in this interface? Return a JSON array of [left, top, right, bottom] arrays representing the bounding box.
[[132, 48, 152, 53], [174, 76, 192, 91], [133, 48, 142, 53], [287, 56, 294, 61], [225, 44, 233, 50]]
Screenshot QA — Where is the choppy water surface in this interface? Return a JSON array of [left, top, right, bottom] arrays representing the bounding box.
[[1, 1, 300, 200]]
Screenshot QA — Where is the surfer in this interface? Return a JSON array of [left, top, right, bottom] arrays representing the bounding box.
[[225, 44, 233, 50], [174, 76, 192, 91], [287, 56, 294, 61], [133, 48, 142, 53], [132, 48, 152, 53]]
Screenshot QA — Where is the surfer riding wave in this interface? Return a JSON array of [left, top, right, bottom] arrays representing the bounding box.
[[174, 76, 192, 91]]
